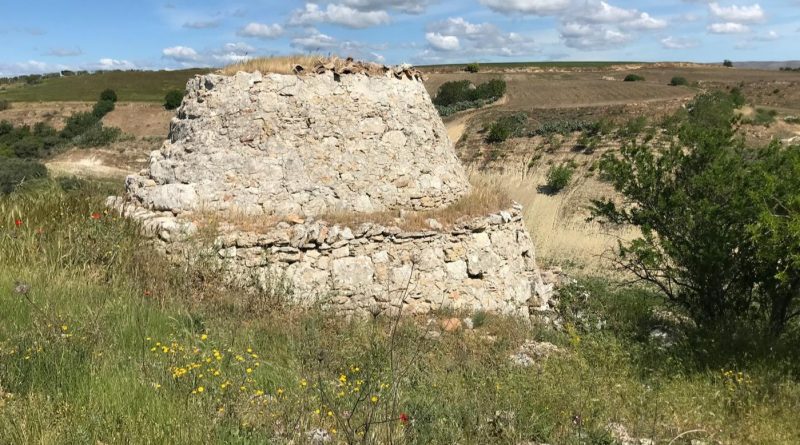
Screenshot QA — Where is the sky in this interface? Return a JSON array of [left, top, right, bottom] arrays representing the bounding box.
[[1, 0, 799, 76]]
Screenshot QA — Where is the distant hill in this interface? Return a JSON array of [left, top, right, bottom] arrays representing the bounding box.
[[733, 61, 800, 70], [0, 69, 211, 102]]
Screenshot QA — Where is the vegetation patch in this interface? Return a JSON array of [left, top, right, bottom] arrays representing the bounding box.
[[485, 113, 527, 144], [623, 74, 646, 82], [543, 163, 574, 194], [669, 76, 689, 86], [164, 90, 185, 110], [433, 79, 507, 117], [0, 100, 10, 111]]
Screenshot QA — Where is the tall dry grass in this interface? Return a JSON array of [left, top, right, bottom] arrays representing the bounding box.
[[220, 55, 326, 76]]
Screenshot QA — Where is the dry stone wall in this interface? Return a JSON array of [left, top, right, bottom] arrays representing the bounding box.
[[125, 71, 470, 217], [107, 197, 553, 317]]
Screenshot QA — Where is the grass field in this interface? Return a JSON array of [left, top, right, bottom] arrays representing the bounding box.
[[0, 179, 799, 444], [419, 61, 649, 71], [0, 69, 210, 102]]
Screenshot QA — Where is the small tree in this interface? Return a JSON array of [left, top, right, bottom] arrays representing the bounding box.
[[723, 59, 734, 68], [465, 63, 480, 73], [624, 74, 645, 82], [164, 90, 185, 110], [669, 76, 689, 86], [92, 99, 115, 119], [100, 89, 118, 102], [544, 163, 574, 194]]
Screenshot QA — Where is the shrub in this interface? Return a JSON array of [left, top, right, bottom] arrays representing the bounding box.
[[530, 119, 597, 137], [748, 108, 778, 127], [544, 163, 573, 193], [669, 76, 689, 86], [0, 158, 48, 194], [623, 74, 645, 82], [465, 63, 480, 73], [723, 59, 734, 68], [593, 90, 800, 338], [433, 79, 506, 108], [730, 87, 746, 107], [164, 90, 185, 110], [99, 89, 118, 103], [12, 136, 43, 158], [74, 123, 121, 147], [91, 99, 115, 119], [0, 100, 10, 111], [61, 112, 100, 140], [475, 78, 507, 100], [485, 113, 526, 144]]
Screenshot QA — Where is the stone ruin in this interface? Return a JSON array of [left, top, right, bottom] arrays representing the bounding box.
[[109, 60, 554, 317]]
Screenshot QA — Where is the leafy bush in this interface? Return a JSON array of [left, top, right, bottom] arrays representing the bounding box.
[[593, 90, 800, 338], [74, 123, 121, 147], [748, 108, 778, 127], [784, 116, 800, 124], [617, 116, 648, 139], [91, 99, 115, 119], [465, 63, 480, 73], [730, 87, 746, 107], [544, 163, 573, 193], [164, 90, 185, 110], [485, 113, 526, 144], [0, 100, 10, 111], [61, 112, 99, 140], [669, 76, 689, 86], [433, 79, 506, 112], [12, 136, 44, 158], [624, 74, 645, 82], [0, 158, 48, 194], [723, 59, 734, 68], [530, 119, 597, 137], [100, 89, 118, 103]]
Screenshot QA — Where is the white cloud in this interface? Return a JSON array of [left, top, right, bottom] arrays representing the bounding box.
[[479, 0, 571, 16], [661, 36, 700, 49], [97, 58, 137, 70], [622, 13, 667, 30], [340, 0, 434, 14], [708, 22, 750, 34], [560, 22, 631, 50], [291, 28, 338, 51], [162, 46, 201, 62], [183, 19, 220, 29], [425, 32, 460, 51], [709, 3, 766, 23], [290, 3, 390, 29], [754, 30, 780, 41], [424, 17, 538, 57], [238, 22, 284, 38]]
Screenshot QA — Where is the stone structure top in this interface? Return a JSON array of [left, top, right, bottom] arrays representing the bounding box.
[[125, 65, 471, 218]]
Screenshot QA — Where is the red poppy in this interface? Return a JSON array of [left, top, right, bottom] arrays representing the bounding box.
[[14, 219, 23, 227], [91, 212, 102, 220], [399, 413, 409, 424]]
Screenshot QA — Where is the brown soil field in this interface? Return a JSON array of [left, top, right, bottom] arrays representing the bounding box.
[[0, 102, 91, 130]]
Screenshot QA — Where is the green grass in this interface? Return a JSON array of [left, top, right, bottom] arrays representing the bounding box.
[[0, 181, 798, 444], [0, 69, 210, 102]]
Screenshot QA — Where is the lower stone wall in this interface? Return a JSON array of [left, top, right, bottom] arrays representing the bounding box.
[[107, 197, 553, 317]]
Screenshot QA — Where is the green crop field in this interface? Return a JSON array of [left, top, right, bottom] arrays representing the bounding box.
[[0, 69, 211, 102]]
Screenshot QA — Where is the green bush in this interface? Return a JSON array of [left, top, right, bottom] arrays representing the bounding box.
[[544, 163, 573, 193], [723, 59, 734, 68], [593, 90, 800, 338], [623, 74, 645, 82], [433, 79, 506, 109], [74, 123, 121, 147], [164, 90, 184, 110], [475, 78, 507, 100], [485, 113, 526, 144], [669, 76, 689, 86], [12, 136, 43, 158], [99, 89, 118, 103], [749, 108, 778, 127], [91, 99, 115, 119], [465, 63, 480, 73], [0, 158, 48, 194], [0, 100, 10, 111], [61, 112, 100, 140]]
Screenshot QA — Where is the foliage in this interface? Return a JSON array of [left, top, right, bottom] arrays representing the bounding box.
[[0, 183, 799, 443], [99, 88, 118, 103], [164, 89, 185, 110], [0, 158, 48, 194], [485, 113, 527, 144], [464, 63, 480, 73], [436, 98, 496, 117], [669, 76, 689, 86], [73, 123, 122, 147], [623, 74, 645, 82], [530, 119, 598, 137], [723, 59, 734, 68], [592, 90, 800, 338], [433, 79, 506, 115], [0, 100, 10, 111], [91, 99, 116, 119], [747, 108, 778, 127], [544, 163, 574, 194], [616, 116, 648, 139], [60, 111, 101, 140]]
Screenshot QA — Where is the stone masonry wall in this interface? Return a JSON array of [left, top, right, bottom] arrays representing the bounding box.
[[125, 71, 471, 217], [107, 197, 553, 317]]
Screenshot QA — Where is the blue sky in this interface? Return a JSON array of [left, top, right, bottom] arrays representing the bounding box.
[[1, 0, 798, 76]]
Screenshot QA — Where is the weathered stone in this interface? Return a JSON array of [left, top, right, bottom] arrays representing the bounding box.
[[332, 256, 375, 290]]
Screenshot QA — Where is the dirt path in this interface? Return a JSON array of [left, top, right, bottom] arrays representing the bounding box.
[[444, 96, 508, 143]]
